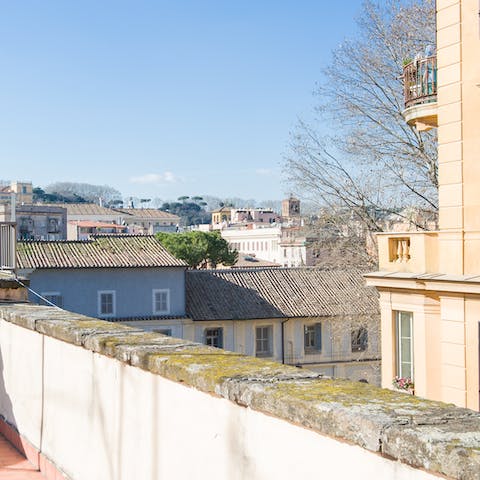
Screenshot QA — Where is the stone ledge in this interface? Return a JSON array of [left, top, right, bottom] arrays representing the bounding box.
[[1, 303, 479, 480]]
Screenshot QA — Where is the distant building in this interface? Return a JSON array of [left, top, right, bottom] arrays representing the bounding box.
[[40, 204, 180, 238], [230, 208, 280, 225], [0, 181, 33, 205], [17, 235, 187, 319], [44, 203, 122, 228], [0, 204, 67, 240], [211, 206, 232, 226], [67, 221, 127, 240], [213, 197, 312, 267], [281, 195, 301, 221], [113, 208, 180, 234], [221, 225, 310, 267]]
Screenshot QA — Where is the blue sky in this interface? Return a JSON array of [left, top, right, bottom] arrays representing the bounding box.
[[0, 0, 363, 202]]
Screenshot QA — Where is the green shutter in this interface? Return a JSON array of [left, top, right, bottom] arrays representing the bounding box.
[[218, 328, 224, 349]]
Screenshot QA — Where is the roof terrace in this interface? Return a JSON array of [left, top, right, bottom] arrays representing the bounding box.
[[0, 301, 479, 480]]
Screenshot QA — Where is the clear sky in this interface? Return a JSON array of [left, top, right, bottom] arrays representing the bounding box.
[[0, 0, 363, 203]]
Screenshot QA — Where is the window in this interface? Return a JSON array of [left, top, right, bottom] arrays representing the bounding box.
[[395, 311, 414, 380], [98, 291, 116, 317], [153, 289, 170, 315], [204, 328, 223, 348], [256, 325, 273, 357], [152, 328, 172, 336], [41, 292, 63, 308], [351, 327, 368, 352], [304, 323, 322, 353], [47, 217, 60, 234]]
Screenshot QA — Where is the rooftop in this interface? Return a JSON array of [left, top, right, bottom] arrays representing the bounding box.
[[16, 235, 187, 269], [113, 208, 180, 220], [41, 203, 119, 216], [186, 267, 379, 320]]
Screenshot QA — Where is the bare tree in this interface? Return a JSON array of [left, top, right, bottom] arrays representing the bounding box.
[[45, 182, 122, 205], [285, 0, 437, 233]]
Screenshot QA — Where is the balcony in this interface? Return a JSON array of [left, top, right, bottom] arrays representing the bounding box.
[[377, 231, 439, 273], [402, 56, 438, 131]]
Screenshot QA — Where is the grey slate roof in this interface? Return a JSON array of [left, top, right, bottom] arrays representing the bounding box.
[[17, 235, 187, 269], [186, 267, 379, 321]]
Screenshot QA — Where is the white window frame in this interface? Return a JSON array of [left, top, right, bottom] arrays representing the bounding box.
[[395, 311, 414, 380], [41, 291, 63, 308], [98, 290, 116, 318], [152, 289, 170, 315], [255, 325, 273, 357]]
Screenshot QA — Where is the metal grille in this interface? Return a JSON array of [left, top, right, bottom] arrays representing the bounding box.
[[0, 222, 16, 270]]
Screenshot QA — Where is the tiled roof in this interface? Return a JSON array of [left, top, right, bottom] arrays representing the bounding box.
[[114, 208, 180, 220], [17, 235, 187, 269], [186, 268, 379, 320], [43, 203, 119, 216]]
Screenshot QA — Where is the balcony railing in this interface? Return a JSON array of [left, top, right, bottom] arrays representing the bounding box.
[[0, 222, 16, 270], [403, 56, 437, 109], [377, 231, 439, 274]]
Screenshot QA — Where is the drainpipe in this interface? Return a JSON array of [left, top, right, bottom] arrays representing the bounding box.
[[281, 317, 291, 364]]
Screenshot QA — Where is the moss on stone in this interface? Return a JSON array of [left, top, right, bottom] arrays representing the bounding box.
[[1, 303, 479, 479]]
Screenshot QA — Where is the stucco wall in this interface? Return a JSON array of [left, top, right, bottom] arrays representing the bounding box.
[[27, 267, 186, 318]]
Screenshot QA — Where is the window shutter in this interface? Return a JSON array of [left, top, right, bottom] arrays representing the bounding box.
[[315, 323, 322, 351], [218, 328, 224, 349]]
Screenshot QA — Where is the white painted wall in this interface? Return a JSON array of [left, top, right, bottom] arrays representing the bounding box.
[[0, 318, 439, 480]]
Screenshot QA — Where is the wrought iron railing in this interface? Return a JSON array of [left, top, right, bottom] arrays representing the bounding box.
[[0, 222, 16, 270], [403, 56, 437, 108]]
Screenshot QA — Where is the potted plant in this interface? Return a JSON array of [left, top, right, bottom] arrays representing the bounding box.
[[392, 376, 415, 395]]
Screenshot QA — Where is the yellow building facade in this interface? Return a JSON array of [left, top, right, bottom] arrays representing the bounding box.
[[366, 0, 480, 410]]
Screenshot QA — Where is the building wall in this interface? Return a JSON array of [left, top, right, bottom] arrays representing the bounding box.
[[124, 315, 381, 385], [368, 0, 480, 410], [221, 227, 307, 267], [27, 267, 186, 318], [0, 205, 67, 240]]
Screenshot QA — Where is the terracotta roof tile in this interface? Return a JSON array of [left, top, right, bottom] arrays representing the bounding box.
[[186, 268, 379, 320], [17, 235, 187, 269]]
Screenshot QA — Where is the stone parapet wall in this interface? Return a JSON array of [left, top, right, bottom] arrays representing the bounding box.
[[0, 303, 479, 480]]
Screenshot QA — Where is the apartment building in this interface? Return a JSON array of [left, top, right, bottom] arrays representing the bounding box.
[[366, 0, 480, 410]]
